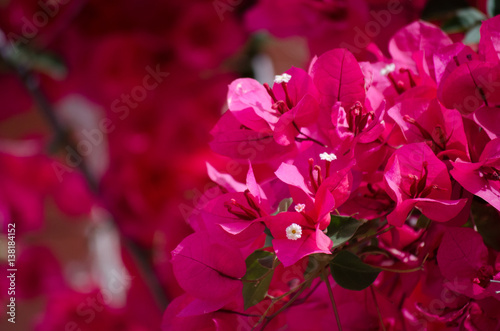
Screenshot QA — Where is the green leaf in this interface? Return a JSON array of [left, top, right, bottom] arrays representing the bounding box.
[[330, 251, 381, 291], [272, 198, 293, 215], [327, 215, 363, 248], [416, 214, 431, 229], [242, 250, 276, 310], [258, 255, 275, 269], [488, 0, 500, 17], [263, 225, 274, 248], [463, 24, 482, 45], [442, 8, 486, 33]]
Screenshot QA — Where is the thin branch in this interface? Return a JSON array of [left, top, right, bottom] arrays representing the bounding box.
[[293, 278, 322, 305], [370, 286, 386, 331], [261, 283, 309, 330], [0, 32, 98, 191], [323, 267, 342, 331], [345, 224, 394, 251], [0, 30, 169, 310]]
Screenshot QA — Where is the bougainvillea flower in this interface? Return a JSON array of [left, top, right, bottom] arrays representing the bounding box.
[[388, 98, 469, 160], [473, 106, 500, 140], [162, 293, 250, 331], [363, 21, 450, 106], [159, 13, 500, 331], [227, 66, 322, 147], [209, 111, 295, 162], [264, 206, 333, 267], [271, 68, 321, 146], [267, 155, 353, 265], [162, 294, 215, 331], [433, 42, 479, 87], [328, 100, 387, 163], [388, 20, 452, 80], [438, 59, 500, 115], [437, 227, 500, 300], [227, 78, 276, 133], [187, 164, 269, 254], [197, 191, 265, 248], [479, 14, 500, 65], [384, 142, 467, 226], [171, 233, 246, 313], [450, 138, 500, 211], [338, 171, 394, 220], [274, 150, 353, 212], [310, 48, 366, 111]]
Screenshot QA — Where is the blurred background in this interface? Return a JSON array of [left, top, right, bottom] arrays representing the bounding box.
[[0, 0, 489, 330]]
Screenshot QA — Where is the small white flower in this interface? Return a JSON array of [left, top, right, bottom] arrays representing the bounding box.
[[274, 73, 292, 84], [294, 203, 306, 213], [319, 152, 337, 162], [380, 63, 396, 76], [286, 223, 302, 240]]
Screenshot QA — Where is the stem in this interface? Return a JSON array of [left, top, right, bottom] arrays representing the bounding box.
[[370, 286, 386, 331], [366, 264, 423, 273], [0, 33, 98, 192], [253, 265, 322, 331], [293, 278, 322, 305], [251, 282, 304, 330], [261, 284, 308, 330], [122, 238, 169, 309], [323, 268, 343, 331], [345, 224, 394, 251]]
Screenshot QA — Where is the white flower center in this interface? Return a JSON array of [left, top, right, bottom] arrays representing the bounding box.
[[380, 63, 396, 76], [286, 223, 302, 240], [319, 152, 337, 162], [274, 73, 292, 84], [294, 204, 305, 213]]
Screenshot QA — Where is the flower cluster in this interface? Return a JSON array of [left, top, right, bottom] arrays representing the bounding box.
[[165, 17, 500, 330], [0, 0, 247, 329]]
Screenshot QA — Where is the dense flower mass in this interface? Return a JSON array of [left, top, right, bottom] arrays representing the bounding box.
[[165, 17, 500, 330]]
